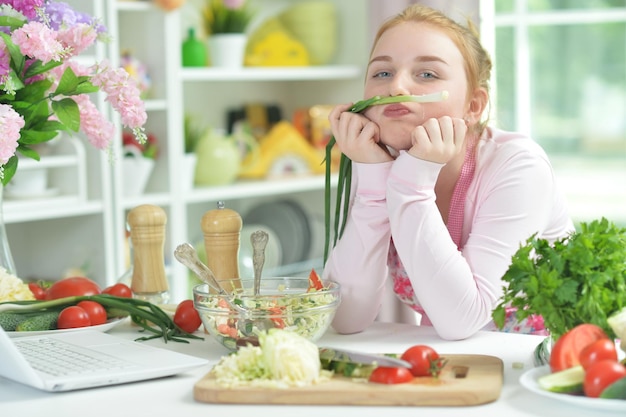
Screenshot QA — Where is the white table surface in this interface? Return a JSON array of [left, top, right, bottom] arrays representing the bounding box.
[[1, 320, 622, 416]]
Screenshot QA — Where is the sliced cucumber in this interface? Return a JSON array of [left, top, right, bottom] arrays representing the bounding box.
[[600, 376, 626, 400], [319, 358, 376, 378], [607, 307, 626, 352], [537, 365, 584, 393], [607, 307, 626, 338]]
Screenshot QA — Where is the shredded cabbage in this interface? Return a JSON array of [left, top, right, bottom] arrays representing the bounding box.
[[211, 328, 331, 388], [260, 329, 321, 384]]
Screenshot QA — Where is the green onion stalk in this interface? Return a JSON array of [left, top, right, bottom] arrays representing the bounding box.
[[323, 91, 449, 262], [0, 295, 204, 343]]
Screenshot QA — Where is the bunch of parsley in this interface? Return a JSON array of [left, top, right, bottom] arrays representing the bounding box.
[[493, 217, 626, 340]]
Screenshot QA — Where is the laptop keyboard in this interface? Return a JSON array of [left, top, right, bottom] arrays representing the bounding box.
[[15, 337, 135, 377]]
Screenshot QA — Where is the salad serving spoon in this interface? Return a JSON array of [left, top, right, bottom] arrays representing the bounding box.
[[174, 242, 273, 339], [251, 230, 269, 296], [173, 243, 245, 312]]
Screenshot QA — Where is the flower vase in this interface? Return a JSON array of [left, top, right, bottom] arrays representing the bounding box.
[[122, 147, 155, 197], [194, 130, 241, 186], [208, 34, 247, 68], [183, 153, 198, 190], [0, 186, 17, 275]]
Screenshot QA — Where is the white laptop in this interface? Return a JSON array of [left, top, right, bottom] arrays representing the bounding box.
[[0, 326, 208, 392]]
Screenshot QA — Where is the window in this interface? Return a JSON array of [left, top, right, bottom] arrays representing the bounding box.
[[484, 0, 626, 225]]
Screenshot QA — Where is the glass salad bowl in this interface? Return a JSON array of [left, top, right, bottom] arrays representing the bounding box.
[[193, 277, 340, 351]]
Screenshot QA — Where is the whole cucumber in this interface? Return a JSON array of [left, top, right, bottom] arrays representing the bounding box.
[[15, 311, 60, 332], [0, 312, 30, 331]]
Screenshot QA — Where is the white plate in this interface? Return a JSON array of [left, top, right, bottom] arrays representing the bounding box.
[[7, 317, 127, 338], [519, 366, 626, 411]]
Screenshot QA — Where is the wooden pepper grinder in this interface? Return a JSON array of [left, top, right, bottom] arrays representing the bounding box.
[[201, 201, 242, 293], [127, 204, 170, 304]]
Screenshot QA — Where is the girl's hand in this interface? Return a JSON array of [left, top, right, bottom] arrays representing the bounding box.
[[329, 103, 393, 164], [408, 116, 467, 164]]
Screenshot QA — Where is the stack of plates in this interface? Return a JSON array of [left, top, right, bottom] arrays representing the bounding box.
[[238, 224, 282, 279], [244, 200, 312, 266]]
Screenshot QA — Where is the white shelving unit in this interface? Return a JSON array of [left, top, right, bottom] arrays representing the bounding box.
[[4, 0, 369, 302], [5, 136, 88, 216], [111, 0, 369, 301]]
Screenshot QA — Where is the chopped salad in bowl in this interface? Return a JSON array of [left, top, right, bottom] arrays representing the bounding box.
[[193, 273, 340, 351]]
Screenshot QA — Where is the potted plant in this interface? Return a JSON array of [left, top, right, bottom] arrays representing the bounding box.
[[201, 0, 254, 68], [122, 131, 158, 197]]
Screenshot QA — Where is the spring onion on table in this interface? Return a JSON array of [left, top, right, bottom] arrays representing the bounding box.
[[323, 91, 449, 261]]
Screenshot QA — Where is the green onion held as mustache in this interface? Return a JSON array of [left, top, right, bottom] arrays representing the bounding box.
[[323, 91, 449, 262]]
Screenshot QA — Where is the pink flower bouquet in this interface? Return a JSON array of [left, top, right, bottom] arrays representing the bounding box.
[[0, 0, 147, 185]]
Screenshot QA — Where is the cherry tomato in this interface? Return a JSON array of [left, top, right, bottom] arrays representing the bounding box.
[[579, 338, 618, 371], [173, 300, 202, 333], [549, 324, 609, 372], [368, 366, 414, 384], [28, 282, 46, 300], [583, 360, 626, 398], [401, 344, 445, 377], [102, 283, 133, 298], [45, 277, 101, 300], [57, 306, 91, 329], [76, 300, 107, 326]]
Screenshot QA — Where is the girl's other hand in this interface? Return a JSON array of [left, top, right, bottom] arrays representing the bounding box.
[[408, 116, 467, 164], [329, 103, 393, 164]]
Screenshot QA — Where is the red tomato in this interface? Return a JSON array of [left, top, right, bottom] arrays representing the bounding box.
[[57, 306, 91, 329], [579, 338, 618, 371], [28, 282, 46, 300], [173, 300, 202, 333], [45, 277, 101, 300], [549, 324, 609, 372], [76, 300, 107, 326], [368, 367, 414, 384], [308, 269, 324, 291], [401, 344, 445, 377], [102, 283, 133, 298], [583, 360, 626, 398], [267, 306, 286, 329]]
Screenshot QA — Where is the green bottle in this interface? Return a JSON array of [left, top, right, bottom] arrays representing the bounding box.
[[182, 28, 207, 67]]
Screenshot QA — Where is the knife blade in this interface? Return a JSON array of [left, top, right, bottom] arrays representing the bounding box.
[[319, 347, 412, 368]]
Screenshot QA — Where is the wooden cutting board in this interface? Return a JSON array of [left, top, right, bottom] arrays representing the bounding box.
[[193, 354, 503, 406]]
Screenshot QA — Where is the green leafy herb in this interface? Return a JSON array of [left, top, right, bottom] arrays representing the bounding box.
[[323, 91, 449, 262], [492, 217, 626, 340]]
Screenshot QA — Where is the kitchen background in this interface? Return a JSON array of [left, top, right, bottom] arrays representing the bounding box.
[[3, 0, 625, 321]]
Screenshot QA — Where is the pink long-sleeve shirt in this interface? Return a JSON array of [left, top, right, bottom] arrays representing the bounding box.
[[322, 126, 575, 340]]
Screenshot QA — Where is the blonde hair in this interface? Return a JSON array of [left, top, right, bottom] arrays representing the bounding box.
[[372, 4, 492, 133]]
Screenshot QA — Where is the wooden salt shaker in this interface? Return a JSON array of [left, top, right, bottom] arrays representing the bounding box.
[[127, 204, 170, 303], [201, 201, 242, 293]]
